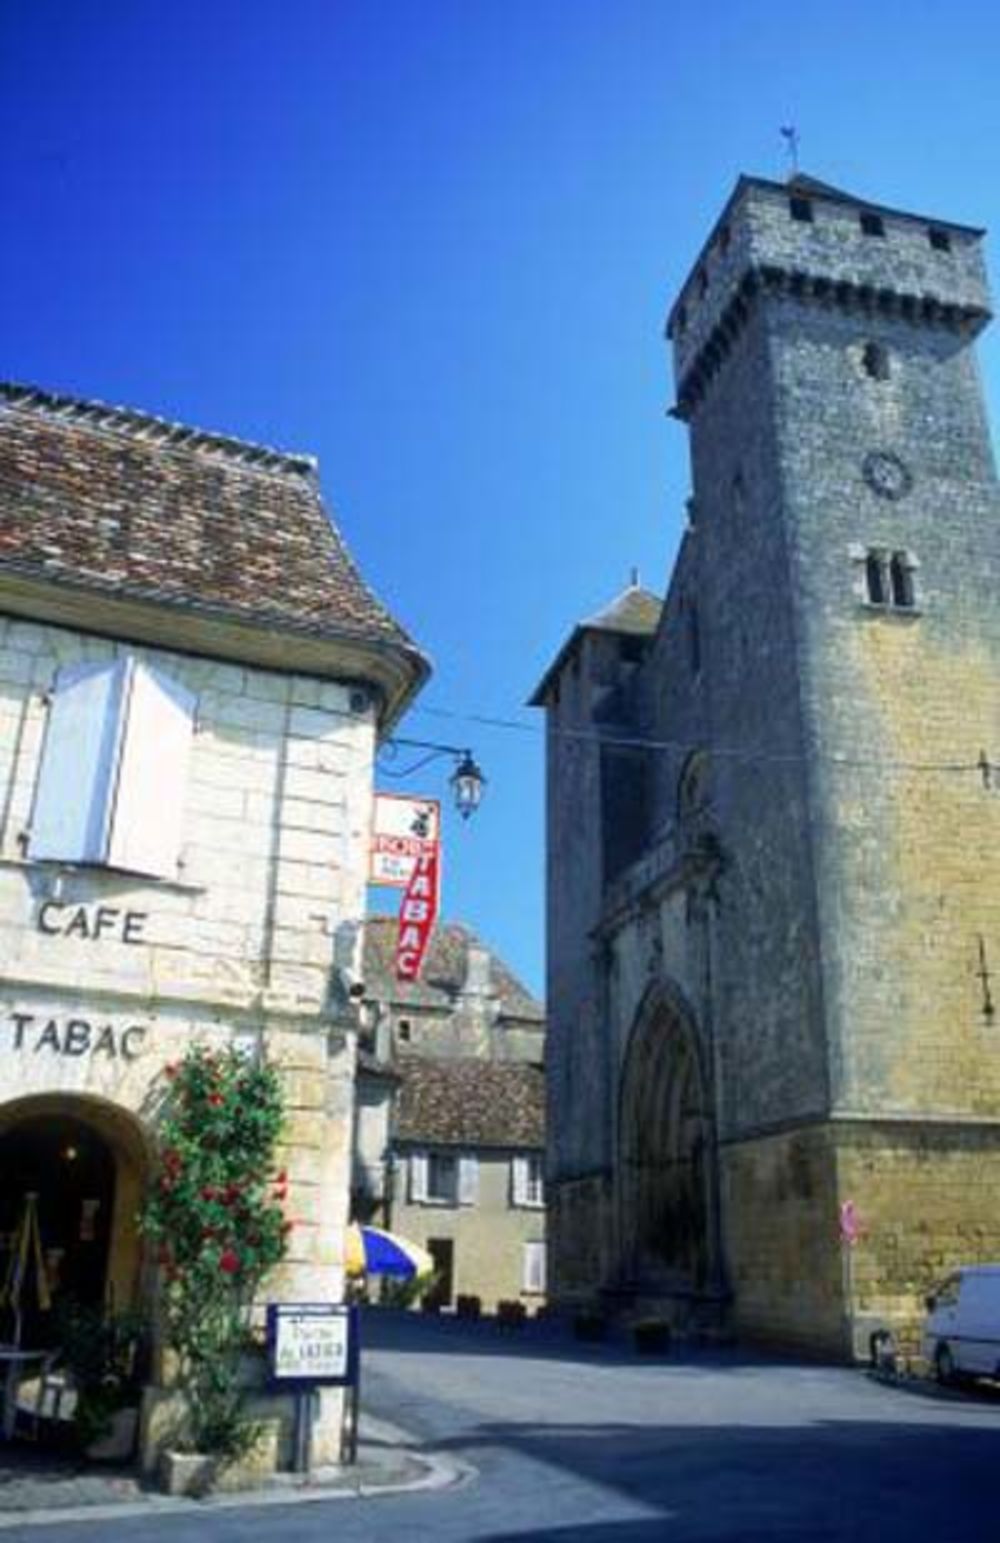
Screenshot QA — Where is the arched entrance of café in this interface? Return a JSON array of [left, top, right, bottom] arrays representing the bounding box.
[[0, 1095, 148, 1346]]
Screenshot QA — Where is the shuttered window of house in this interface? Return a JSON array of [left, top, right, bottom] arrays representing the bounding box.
[[409, 1152, 429, 1203], [31, 660, 126, 862], [107, 662, 196, 877], [458, 1155, 479, 1206], [522, 1240, 546, 1295], [30, 656, 195, 879]]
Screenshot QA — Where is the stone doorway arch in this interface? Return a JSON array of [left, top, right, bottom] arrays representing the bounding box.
[[0, 1093, 150, 1344], [618, 985, 717, 1293]]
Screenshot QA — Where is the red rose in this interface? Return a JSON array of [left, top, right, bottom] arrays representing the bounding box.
[[201, 1185, 216, 1201], [274, 1169, 287, 1185], [219, 1249, 240, 1274], [201, 1226, 216, 1240], [208, 1093, 223, 1107]]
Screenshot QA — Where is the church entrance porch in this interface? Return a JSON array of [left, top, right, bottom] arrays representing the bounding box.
[[615, 987, 725, 1331]]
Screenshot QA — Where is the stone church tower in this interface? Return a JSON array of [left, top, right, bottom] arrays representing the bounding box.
[[532, 174, 1000, 1355]]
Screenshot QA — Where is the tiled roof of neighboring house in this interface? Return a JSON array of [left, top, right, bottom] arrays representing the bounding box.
[[0, 383, 429, 721], [395, 1059, 545, 1148], [362, 916, 544, 1021], [528, 580, 662, 704]]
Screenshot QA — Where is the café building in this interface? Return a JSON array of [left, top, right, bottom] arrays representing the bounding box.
[[0, 382, 427, 1466]]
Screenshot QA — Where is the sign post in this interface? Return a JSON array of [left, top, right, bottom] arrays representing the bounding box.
[[266, 1303, 360, 1472]]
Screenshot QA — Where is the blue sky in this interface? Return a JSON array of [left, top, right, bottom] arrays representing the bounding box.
[[4, 0, 1000, 995]]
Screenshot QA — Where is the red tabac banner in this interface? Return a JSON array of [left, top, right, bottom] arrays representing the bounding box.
[[395, 847, 440, 982]]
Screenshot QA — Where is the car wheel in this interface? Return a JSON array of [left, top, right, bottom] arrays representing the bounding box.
[[935, 1342, 956, 1386]]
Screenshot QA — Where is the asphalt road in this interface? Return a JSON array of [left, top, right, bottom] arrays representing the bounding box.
[[9, 1310, 1000, 1541]]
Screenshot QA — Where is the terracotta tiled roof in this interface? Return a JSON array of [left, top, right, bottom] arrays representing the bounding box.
[[0, 382, 426, 664], [395, 1059, 545, 1148], [362, 916, 544, 1021]]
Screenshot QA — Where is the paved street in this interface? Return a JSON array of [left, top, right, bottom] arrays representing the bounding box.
[[3, 1310, 999, 1541]]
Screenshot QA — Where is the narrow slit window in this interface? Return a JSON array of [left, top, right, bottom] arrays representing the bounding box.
[[890, 553, 914, 609], [862, 342, 890, 381], [866, 553, 887, 605], [689, 604, 701, 675]]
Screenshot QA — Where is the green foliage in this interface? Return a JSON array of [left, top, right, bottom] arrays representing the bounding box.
[[53, 1300, 146, 1447], [141, 1045, 288, 1456]]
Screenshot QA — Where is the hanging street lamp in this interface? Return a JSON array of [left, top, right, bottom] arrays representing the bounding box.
[[379, 737, 487, 820]]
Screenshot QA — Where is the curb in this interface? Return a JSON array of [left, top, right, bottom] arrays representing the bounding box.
[[0, 1416, 473, 1530]]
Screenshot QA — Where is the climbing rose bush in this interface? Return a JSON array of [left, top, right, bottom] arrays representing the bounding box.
[[142, 1045, 289, 1455]]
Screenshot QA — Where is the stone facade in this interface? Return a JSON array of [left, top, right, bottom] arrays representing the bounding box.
[[534, 174, 1000, 1356], [0, 385, 426, 1466]]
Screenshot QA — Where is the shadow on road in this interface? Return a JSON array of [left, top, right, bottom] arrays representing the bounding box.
[[450, 1416, 998, 1542]]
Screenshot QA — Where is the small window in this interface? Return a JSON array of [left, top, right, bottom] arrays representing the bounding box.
[[30, 656, 195, 878], [620, 634, 644, 665], [522, 1240, 547, 1295], [860, 211, 885, 238], [789, 196, 814, 223], [865, 553, 887, 605], [928, 227, 951, 253], [512, 1154, 544, 1208], [426, 1152, 458, 1206], [863, 549, 917, 611], [862, 342, 890, 381], [676, 303, 688, 335], [397, 1018, 412, 1043], [890, 552, 915, 609]]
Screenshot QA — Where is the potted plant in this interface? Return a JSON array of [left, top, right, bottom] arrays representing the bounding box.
[[141, 1045, 289, 1494], [573, 1309, 608, 1342], [53, 1300, 147, 1460], [496, 1299, 527, 1328], [632, 1318, 672, 1356]]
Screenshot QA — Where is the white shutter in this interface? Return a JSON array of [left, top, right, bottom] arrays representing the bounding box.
[[511, 1156, 529, 1208], [31, 661, 125, 862], [107, 663, 195, 878], [458, 1155, 479, 1207], [409, 1152, 428, 1203], [522, 1241, 546, 1295]]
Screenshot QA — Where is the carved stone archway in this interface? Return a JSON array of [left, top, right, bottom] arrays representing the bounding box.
[[617, 984, 716, 1293]]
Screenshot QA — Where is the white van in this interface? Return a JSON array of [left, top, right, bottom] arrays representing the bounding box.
[[922, 1265, 1000, 1384]]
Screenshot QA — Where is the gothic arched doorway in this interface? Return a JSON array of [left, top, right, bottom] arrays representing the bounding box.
[[0, 1096, 148, 1347], [618, 988, 717, 1293]]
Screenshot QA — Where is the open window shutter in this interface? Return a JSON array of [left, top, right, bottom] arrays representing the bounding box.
[[107, 663, 195, 878], [458, 1155, 479, 1206], [511, 1156, 529, 1207], [522, 1241, 546, 1294], [409, 1153, 428, 1203], [30, 661, 125, 862]]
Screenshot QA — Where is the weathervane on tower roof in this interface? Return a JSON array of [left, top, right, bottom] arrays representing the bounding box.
[[780, 124, 800, 177]]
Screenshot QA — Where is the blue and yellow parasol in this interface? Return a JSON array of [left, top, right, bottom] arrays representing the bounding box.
[[344, 1224, 433, 1280]]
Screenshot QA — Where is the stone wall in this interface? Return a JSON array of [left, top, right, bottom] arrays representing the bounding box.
[[0, 612, 376, 1462]]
